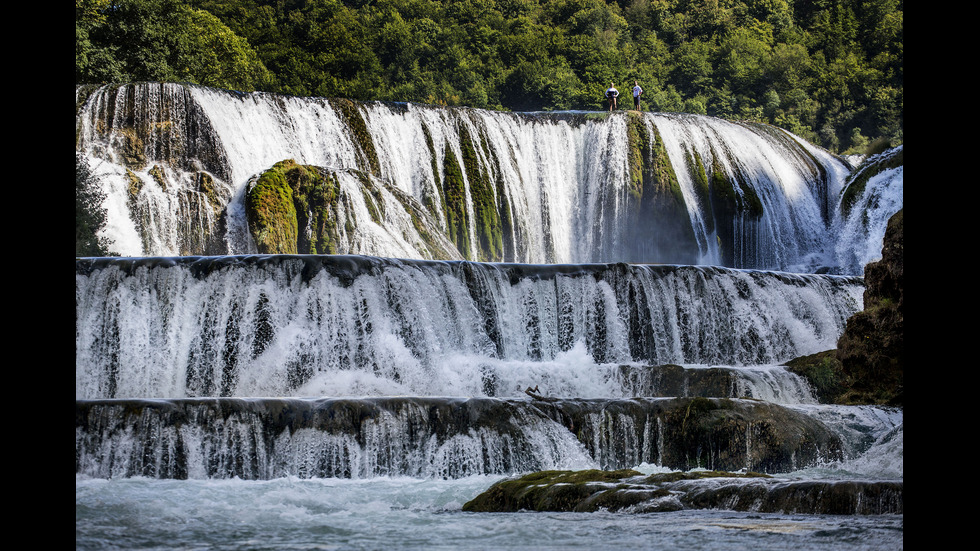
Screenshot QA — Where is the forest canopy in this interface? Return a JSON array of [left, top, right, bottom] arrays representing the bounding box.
[[76, 0, 902, 153]]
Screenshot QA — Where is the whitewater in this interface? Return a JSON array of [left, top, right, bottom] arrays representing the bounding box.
[[75, 83, 901, 274]]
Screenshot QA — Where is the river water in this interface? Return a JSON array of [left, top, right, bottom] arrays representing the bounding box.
[[77, 464, 902, 550]]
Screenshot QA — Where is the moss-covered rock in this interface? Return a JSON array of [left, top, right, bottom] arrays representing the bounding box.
[[330, 98, 381, 176], [245, 160, 300, 254], [784, 209, 903, 406], [462, 469, 645, 512], [245, 159, 346, 254], [458, 122, 504, 261], [440, 142, 471, 258], [245, 158, 467, 258], [462, 468, 902, 515], [620, 115, 699, 263], [708, 158, 764, 267], [784, 350, 848, 404], [836, 208, 903, 405]]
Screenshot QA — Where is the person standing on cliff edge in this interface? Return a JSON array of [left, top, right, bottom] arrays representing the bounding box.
[[605, 83, 619, 111], [632, 81, 643, 111]]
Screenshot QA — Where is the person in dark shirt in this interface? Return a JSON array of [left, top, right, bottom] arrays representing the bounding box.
[[605, 84, 619, 111]]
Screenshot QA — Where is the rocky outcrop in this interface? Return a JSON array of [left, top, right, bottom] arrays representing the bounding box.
[[836, 208, 903, 405], [614, 364, 742, 398], [244, 159, 463, 258], [786, 208, 903, 406], [462, 469, 903, 515]]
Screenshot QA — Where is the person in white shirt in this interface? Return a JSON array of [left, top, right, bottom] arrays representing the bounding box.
[[605, 83, 619, 111], [632, 81, 643, 111]]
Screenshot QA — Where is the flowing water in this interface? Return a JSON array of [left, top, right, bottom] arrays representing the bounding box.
[[76, 84, 903, 549], [75, 83, 899, 274]]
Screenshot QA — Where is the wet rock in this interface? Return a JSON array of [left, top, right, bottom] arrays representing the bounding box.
[[463, 469, 903, 515]]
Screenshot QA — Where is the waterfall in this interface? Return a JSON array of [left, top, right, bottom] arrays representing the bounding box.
[[77, 83, 884, 273], [75, 396, 849, 480], [832, 146, 904, 274], [76, 255, 862, 401]]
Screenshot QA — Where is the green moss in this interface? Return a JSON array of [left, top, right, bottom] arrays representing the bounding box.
[[245, 159, 344, 254], [331, 98, 381, 176], [440, 141, 471, 258], [361, 186, 382, 225], [419, 122, 446, 219], [461, 469, 643, 512], [619, 117, 700, 262], [704, 156, 765, 265], [709, 162, 762, 218], [687, 151, 714, 234], [458, 122, 504, 261], [649, 126, 686, 209], [644, 470, 771, 484], [246, 161, 298, 254], [462, 468, 770, 513], [784, 350, 846, 404], [625, 113, 649, 201]]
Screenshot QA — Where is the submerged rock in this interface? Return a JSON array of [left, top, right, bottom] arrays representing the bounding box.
[[463, 469, 903, 515]]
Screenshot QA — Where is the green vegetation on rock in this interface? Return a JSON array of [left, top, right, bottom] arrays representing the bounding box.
[[462, 468, 774, 513], [245, 159, 345, 254], [836, 208, 903, 405], [462, 469, 644, 513], [440, 142, 471, 259], [618, 115, 699, 263], [246, 161, 300, 254]]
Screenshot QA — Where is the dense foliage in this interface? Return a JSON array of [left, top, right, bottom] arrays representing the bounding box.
[[76, 0, 902, 152]]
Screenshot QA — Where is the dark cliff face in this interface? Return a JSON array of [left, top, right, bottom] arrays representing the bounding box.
[[836, 208, 903, 405]]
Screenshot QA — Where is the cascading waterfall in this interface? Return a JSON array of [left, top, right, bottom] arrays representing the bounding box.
[[76, 256, 863, 401], [75, 254, 881, 482], [832, 146, 904, 274], [77, 84, 902, 539], [649, 114, 851, 270], [77, 83, 887, 273]]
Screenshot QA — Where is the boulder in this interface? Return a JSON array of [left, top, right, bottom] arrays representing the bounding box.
[[462, 469, 903, 515]]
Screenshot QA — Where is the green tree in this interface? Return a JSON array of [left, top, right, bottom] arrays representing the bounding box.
[[76, 155, 115, 256], [180, 8, 275, 91], [77, 0, 272, 92]]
